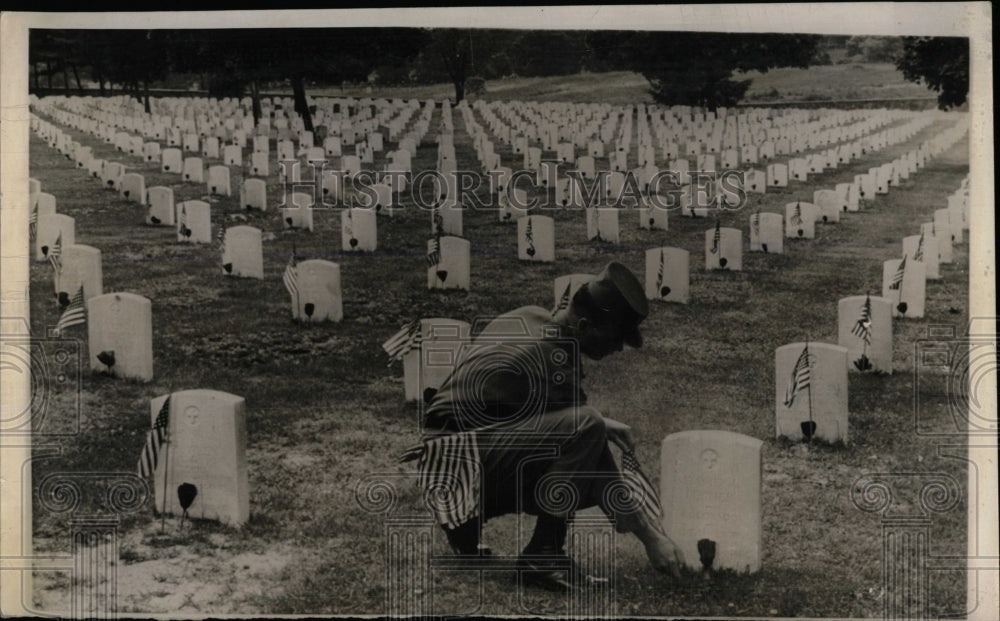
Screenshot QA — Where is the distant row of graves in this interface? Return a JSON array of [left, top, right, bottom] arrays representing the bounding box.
[[29, 92, 969, 576]]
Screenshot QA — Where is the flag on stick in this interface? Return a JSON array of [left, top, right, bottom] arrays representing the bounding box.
[[852, 294, 873, 345], [53, 286, 86, 336], [382, 319, 422, 362], [790, 201, 802, 226], [656, 248, 665, 291], [48, 232, 63, 274], [427, 236, 441, 268], [913, 233, 924, 262], [889, 255, 907, 290], [282, 246, 299, 300], [29, 204, 38, 243], [783, 343, 814, 408], [622, 448, 663, 526], [710, 220, 721, 254], [553, 280, 573, 316], [751, 210, 761, 239], [138, 396, 171, 478]]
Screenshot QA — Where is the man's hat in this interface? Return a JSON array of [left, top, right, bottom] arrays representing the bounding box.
[[585, 262, 649, 348]]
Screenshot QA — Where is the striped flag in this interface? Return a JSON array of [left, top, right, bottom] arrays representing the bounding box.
[[783, 343, 814, 408], [524, 216, 535, 254], [913, 233, 925, 262], [852, 294, 873, 345], [29, 204, 38, 243], [415, 431, 482, 530], [433, 209, 444, 235], [48, 232, 63, 274], [790, 201, 803, 226], [656, 248, 665, 291], [427, 236, 441, 268], [282, 247, 299, 299], [137, 396, 171, 479], [53, 286, 86, 336], [889, 254, 907, 290], [710, 220, 721, 254], [382, 319, 422, 361], [622, 449, 663, 524], [752, 210, 761, 239]]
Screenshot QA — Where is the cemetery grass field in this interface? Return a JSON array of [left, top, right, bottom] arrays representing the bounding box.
[[326, 64, 934, 106], [28, 101, 969, 617]]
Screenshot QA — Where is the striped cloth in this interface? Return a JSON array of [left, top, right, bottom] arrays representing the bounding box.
[[400, 432, 481, 530]]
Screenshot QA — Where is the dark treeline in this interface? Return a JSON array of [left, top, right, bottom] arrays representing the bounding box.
[[30, 29, 968, 116]]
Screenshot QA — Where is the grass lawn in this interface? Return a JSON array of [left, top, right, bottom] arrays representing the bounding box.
[[27, 95, 969, 617]]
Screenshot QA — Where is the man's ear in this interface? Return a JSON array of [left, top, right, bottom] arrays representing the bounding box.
[[576, 317, 590, 332]]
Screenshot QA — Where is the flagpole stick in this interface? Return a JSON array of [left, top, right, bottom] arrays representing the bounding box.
[[160, 427, 170, 534], [806, 342, 814, 445]]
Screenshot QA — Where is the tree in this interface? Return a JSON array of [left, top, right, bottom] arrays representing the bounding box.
[[896, 37, 969, 110], [586, 31, 821, 109]]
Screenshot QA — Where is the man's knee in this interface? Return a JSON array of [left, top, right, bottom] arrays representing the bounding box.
[[572, 405, 607, 442]]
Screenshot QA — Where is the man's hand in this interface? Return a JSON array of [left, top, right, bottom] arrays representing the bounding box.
[[602, 415, 634, 453], [645, 532, 686, 579]]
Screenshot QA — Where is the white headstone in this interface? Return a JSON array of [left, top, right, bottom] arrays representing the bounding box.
[[933, 209, 953, 263], [223, 144, 243, 167], [903, 233, 940, 280], [87, 292, 153, 381], [705, 225, 742, 271], [427, 236, 470, 291], [517, 215, 555, 262], [766, 163, 788, 187], [660, 430, 763, 573], [241, 178, 267, 212], [835, 182, 860, 212], [36, 213, 75, 262], [120, 173, 145, 203], [837, 295, 893, 374], [342, 208, 377, 252], [182, 156, 204, 183], [207, 165, 232, 196], [784, 202, 817, 239], [221, 226, 263, 279], [749, 211, 783, 254], [176, 200, 212, 244], [282, 193, 315, 231], [586, 207, 620, 243], [882, 256, 926, 318], [294, 260, 343, 322], [57, 244, 102, 304], [149, 390, 249, 526], [645, 247, 689, 303], [402, 318, 471, 402], [744, 169, 766, 194], [812, 190, 842, 224], [639, 198, 669, 231], [146, 186, 174, 226], [774, 342, 849, 443]]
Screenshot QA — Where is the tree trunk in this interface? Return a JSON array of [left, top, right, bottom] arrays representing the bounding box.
[[291, 75, 314, 133], [46, 61, 52, 88], [143, 78, 151, 114], [452, 78, 465, 105], [71, 64, 82, 93], [33, 62, 39, 90], [63, 64, 70, 93], [250, 79, 262, 127]]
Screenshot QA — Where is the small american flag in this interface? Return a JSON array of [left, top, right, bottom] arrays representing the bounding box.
[[622, 449, 663, 525], [433, 209, 444, 235], [656, 248, 665, 292], [53, 286, 86, 336], [48, 232, 63, 274], [790, 201, 803, 226], [524, 216, 535, 253], [29, 204, 38, 243], [427, 236, 441, 268], [412, 431, 482, 530], [710, 220, 721, 254], [382, 319, 422, 362], [852, 294, 873, 345], [751, 210, 761, 239], [552, 280, 573, 316], [889, 255, 907, 291], [282, 247, 299, 299], [783, 343, 814, 408], [138, 396, 171, 479], [913, 233, 924, 262]]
